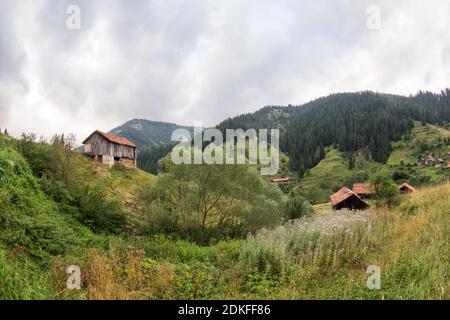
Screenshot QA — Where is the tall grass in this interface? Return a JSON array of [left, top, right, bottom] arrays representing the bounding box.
[[237, 183, 450, 299]]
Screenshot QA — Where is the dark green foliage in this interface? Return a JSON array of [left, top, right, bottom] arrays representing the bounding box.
[[282, 92, 415, 175], [216, 105, 297, 133], [392, 170, 410, 181], [137, 158, 284, 244], [285, 188, 315, 220], [0, 148, 95, 261], [137, 143, 176, 174], [16, 133, 76, 183], [370, 171, 400, 207], [218, 90, 450, 177], [71, 185, 126, 234]]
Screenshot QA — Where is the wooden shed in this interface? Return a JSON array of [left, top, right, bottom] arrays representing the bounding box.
[[399, 182, 417, 193], [271, 177, 290, 183], [352, 183, 374, 199], [331, 187, 369, 211], [83, 130, 137, 168]]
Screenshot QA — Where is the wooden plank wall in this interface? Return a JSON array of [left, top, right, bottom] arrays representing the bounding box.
[[85, 133, 136, 159]]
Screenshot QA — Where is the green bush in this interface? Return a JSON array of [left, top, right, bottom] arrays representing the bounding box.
[[137, 159, 284, 244], [284, 188, 315, 220], [0, 148, 96, 260], [370, 171, 400, 207], [72, 185, 126, 234]]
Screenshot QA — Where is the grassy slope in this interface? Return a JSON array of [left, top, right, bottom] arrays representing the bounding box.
[[388, 122, 450, 166], [69, 153, 155, 227], [297, 148, 383, 204], [56, 182, 450, 300]]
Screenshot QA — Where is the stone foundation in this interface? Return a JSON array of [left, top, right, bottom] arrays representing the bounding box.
[[92, 155, 136, 169], [102, 155, 115, 167], [118, 157, 136, 169]]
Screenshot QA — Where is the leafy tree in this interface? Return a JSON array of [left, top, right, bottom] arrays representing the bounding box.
[[137, 158, 284, 244], [369, 171, 399, 207], [72, 184, 126, 234]]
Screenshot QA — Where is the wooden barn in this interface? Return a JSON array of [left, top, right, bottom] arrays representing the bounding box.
[[82, 130, 137, 168], [271, 177, 291, 183], [399, 182, 417, 193], [331, 187, 369, 211], [352, 183, 374, 199]]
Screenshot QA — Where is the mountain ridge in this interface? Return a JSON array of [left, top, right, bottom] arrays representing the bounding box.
[[109, 118, 194, 149]]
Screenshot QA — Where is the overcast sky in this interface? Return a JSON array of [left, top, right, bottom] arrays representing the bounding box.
[[0, 0, 449, 142]]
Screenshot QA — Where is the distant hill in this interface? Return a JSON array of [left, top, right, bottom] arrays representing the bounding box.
[[216, 105, 298, 132], [110, 90, 450, 177], [109, 119, 194, 149]]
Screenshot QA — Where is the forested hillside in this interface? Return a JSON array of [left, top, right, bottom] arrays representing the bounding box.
[[109, 119, 193, 149], [282, 90, 450, 175], [111, 90, 450, 177]]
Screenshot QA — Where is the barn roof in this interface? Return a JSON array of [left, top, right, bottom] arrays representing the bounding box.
[[352, 183, 374, 195], [83, 130, 137, 148], [271, 178, 290, 183], [399, 182, 417, 192], [331, 187, 362, 206]]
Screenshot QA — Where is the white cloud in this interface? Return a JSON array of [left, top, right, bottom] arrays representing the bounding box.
[[0, 0, 449, 142]]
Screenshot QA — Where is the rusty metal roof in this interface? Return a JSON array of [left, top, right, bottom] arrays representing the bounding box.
[[271, 178, 290, 183], [399, 182, 417, 192], [352, 183, 374, 195], [83, 130, 137, 148], [331, 187, 360, 206]]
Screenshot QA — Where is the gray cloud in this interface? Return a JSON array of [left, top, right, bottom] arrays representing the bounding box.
[[0, 0, 449, 142]]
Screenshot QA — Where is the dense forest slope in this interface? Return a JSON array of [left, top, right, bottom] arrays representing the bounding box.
[[282, 90, 450, 175], [295, 122, 450, 204], [129, 89, 450, 176]]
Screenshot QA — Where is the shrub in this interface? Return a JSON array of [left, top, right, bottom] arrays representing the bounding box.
[[137, 160, 284, 244], [370, 171, 400, 207], [0, 148, 96, 260], [284, 188, 315, 220], [72, 185, 126, 234]]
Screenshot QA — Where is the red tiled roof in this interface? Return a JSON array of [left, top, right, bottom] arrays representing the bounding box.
[[399, 182, 417, 192], [331, 187, 360, 206], [83, 130, 137, 148], [271, 178, 290, 183], [352, 183, 374, 195]]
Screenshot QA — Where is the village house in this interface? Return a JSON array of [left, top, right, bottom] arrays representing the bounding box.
[[82, 130, 137, 168], [271, 177, 291, 183], [399, 182, 417, 193], [420, 155, 437, 166], [330, 187, 369, 211], [352, 183, 374, 199]]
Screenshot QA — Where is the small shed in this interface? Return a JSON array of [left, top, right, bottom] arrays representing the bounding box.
[[399, 182, 417, 193], [331, 187, 369, 211], [83, 130, 137, 168], [352, 183, 374, 198], [271, 177, 290, 183]]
